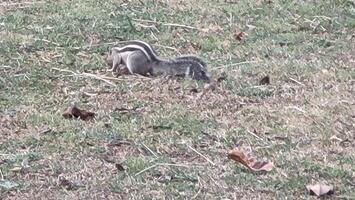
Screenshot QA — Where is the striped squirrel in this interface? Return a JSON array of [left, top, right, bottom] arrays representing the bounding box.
[[106, 40, 212, 82]]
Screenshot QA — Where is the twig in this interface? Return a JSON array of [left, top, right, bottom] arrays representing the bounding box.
[[191, 188, 201, 199], [135, 163, 190, 176], [35, 38, 61, 46], [52, 67, 78, 75], [1, 65, 12, 68], [135, 164, 158, 176], [246, 130, 263, 140], [162, 23, 198, 30], [52, 68, 116, 87], [0, 1, 45, 6], [132, 18, 199, 30], [134, 22, 158, 30], [132, 18, 159, 23], [141, 142, 158, 158], [81, 72, 116, 86], [208, 174, 226, 189], [187, 145, 216, 166], [152, 44, 180, 53], [213, 60, 260, 70], [191, 176, 202, 199], [288, 77, 305, 86], [71, 41, 129, 50]]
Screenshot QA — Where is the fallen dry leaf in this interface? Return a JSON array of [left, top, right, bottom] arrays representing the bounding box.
[[189, 88, 199, 93], [259, 75, 270, 85], [228, 149, 274, 172], [234, 31, 245, 41], [115, 163, 125, 171], [306, 184, 334, 197], [62, 106, 95, 121]]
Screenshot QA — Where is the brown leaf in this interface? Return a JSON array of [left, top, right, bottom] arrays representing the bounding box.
[[62, 106, 95, 121], [250, 161, 274, 172], [228, 149, 252, 169], [190, 88, 199, 93], [234, 31, 245, 41], [115, 163, 125, 171], [259, 75, 270, 85], [306, 184, 334, 197], [228, 149, 274, 172]]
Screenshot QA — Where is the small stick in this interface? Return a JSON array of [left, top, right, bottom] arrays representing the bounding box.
[[162, 23, 199, 30], [52, 67, 78, 75], [288, 77, 305, 86], [208, 174, 226, 189], [134, 23, 157, 29], [81, 72, 116, 86], [141, 142, 158, 158], [135, 163, 190, 176], [191, 177, 202, 199], [35, 38, 61, 46], [187, 145, 216, 166], [132, 18, 199, 30], [132, 18, 159, 24], [246, 130, 263, 140], [52, 68, 116, 86], [0, 2, 45, 6], [152, 44, 180, 53], [71, 41, 129, 50], [213, 60, 260, 70]]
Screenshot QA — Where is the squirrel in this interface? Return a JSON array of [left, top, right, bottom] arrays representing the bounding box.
[[106, 40, 212, 83]]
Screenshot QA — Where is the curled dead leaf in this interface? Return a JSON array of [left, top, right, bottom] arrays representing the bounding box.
[[250, 161, 274, 172], [189, 88, 199, 93], [115, 163, 125, 171], [228, 149, 251, 167], [228, 149, 273, 172], [259, 75, 270, 85], [234, 31, 246, 41], [62, 106, 95, 121], [306, 184, 334, 197]]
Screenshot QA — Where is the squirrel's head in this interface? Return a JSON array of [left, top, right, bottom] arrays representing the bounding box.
[[187, 63, 212, 83]]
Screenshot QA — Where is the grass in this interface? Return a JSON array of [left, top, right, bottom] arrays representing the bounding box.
[[1, 0, 354, 199]]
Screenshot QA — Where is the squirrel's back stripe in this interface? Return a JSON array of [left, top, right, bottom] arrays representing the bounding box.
[[112, 45, 153, 61]]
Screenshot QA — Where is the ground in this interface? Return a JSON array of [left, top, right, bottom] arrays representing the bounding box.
[[0, 0, 354, 199]]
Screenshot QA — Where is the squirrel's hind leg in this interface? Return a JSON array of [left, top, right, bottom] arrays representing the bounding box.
[[126, 50, 152, 76]]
